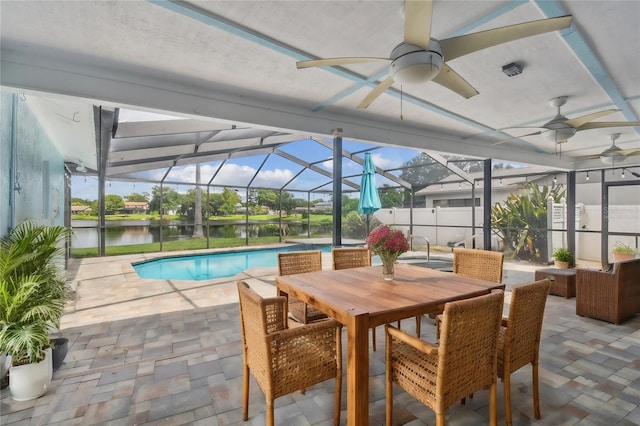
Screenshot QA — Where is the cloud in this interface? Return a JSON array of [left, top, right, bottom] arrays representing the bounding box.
[[371, 152, 400, 169], [254, 168, 295, 187]]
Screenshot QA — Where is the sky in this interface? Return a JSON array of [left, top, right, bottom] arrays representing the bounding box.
[[71, 109, 421, 201]]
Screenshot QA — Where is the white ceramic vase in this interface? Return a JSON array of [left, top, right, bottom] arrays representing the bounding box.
[[9, 348, 53, 401]]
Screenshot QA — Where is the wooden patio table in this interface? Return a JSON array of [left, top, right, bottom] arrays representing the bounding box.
[[275, 262, 505, 426]]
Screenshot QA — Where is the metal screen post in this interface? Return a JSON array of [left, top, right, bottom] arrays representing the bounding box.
[[483, 159, 492, 250], [567, 171, 576, 266], [332, 129, 343, 247]]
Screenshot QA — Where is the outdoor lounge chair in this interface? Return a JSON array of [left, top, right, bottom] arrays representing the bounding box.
[[386, 290, 504, 426], [237, 281, 342, 426], [277, 250, 327, 324], [576, 258, 640, 324]]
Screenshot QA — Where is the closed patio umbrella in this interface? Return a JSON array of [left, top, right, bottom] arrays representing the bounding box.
[[358, 152, 382, 234]]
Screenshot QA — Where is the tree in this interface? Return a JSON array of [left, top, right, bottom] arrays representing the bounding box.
[[220, 187, 241, 216], [256, 189, 278, 211], [149, 186, 181, 215], [279, 191, 296, 216], [71, 197, 93, 205], [104, 194, 124, 215], [341, 195, 359, 215], [379, 186, 403, 208], [399, 153, 511, 190], [124, 192, 149, 202], [208, 193, 225, 217], [491, 183, 565, 263], [399, 153, 450, 189]]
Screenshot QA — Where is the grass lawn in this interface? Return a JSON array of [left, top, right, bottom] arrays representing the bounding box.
[[69, 235, 333, 257]]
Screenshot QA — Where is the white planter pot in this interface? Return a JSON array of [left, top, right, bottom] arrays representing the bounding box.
[[9, 348, 52, 401]]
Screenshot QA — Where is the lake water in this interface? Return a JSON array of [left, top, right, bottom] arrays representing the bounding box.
[[70, 220, 332, 248]]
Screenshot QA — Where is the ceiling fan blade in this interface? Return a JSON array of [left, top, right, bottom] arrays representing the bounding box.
[[565, 109, 619, 128], [431, 63, 479, 98], [620, 149, 640, 156], [577, 121, 640, 131], [296, 57, 390, 69], [440, 15, 572, 62], [358, 76, 395, 109], [404, 0, 433, 49], [492, 131, 542, 145]]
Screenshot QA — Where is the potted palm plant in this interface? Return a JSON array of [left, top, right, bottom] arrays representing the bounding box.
[[612, 242, 636, 262], [0, 221, 70, 400], [552, 247, 573, 269]]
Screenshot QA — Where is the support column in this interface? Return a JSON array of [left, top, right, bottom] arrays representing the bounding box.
[[601, 169, 609, 270], [483, 159, 492, 250], [332, 129, 343, 247], [471, 181, 476, 248], [566, 171, 576, 266], [94, 106, 115, 257]]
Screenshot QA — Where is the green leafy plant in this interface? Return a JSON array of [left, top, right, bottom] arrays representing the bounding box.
[[491, 183, 565, 263], [613, 242, 636, 255], [0, 221, 70, 365], [552, 247, 573, 263]]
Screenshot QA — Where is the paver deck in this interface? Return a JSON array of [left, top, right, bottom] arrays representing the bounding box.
[[2, 250, 639, 425]]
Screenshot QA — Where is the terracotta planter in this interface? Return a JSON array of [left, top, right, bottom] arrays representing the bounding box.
[[612, 252, 635, 262], [554, 260, 569, 269]]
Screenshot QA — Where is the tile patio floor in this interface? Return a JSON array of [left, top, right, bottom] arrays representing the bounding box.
[[2, 249, 640, 425]]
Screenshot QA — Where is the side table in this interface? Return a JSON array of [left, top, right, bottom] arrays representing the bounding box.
[[535, 267, 576, 298]]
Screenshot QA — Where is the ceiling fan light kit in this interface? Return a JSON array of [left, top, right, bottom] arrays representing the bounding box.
[[390, 42, 442, 84], [600, 133, 627, 165], [541, 125, 576, 144]]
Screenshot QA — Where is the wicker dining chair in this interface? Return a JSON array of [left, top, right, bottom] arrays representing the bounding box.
[[453, 247, 505, 282], [332, 247, 382, 350], [498, 279, 551, 426], [237, 281, 343, 426], [428, 248, 505, 338], [277, 250, 327, 324], [332, 247, 371, 270], [386, 290, 504, 426]]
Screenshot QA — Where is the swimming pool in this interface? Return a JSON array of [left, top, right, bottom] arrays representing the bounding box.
[[133, 245, 332, 280]]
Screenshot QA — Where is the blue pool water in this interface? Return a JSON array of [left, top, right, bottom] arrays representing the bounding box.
[[133, 245, 331, 280]]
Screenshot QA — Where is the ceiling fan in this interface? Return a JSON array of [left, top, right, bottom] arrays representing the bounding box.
[[296, 1, 572, 109], [494, 96, 640, 145], [577, 133, 640, 165]]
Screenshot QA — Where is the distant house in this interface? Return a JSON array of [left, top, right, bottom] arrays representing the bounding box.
[[415, 166, 550, 208], [120, 201, 149, 215], [71, 205, 92, 215]]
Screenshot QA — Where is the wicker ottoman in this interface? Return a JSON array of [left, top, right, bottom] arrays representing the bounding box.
[[534, 268, 576, 298]]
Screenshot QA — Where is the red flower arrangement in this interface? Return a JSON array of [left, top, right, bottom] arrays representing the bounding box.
[[366, 225, 409, 265]]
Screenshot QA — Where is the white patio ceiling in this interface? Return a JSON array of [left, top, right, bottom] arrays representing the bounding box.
[[1, 0, 639, 178]]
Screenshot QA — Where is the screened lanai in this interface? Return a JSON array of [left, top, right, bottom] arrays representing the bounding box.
[[62, 106, 640, 272]]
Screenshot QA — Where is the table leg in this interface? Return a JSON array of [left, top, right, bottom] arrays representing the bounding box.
[[347, 312, 370, 426]]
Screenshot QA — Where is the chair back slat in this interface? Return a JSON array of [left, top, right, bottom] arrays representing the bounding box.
[[332, 247, 371, 270], [277, 250, 326, 323], [453, 248, 504, 283], [438, 290, 504, 408], [278, 250, 322, 275], [500, 279, 551, 375]]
